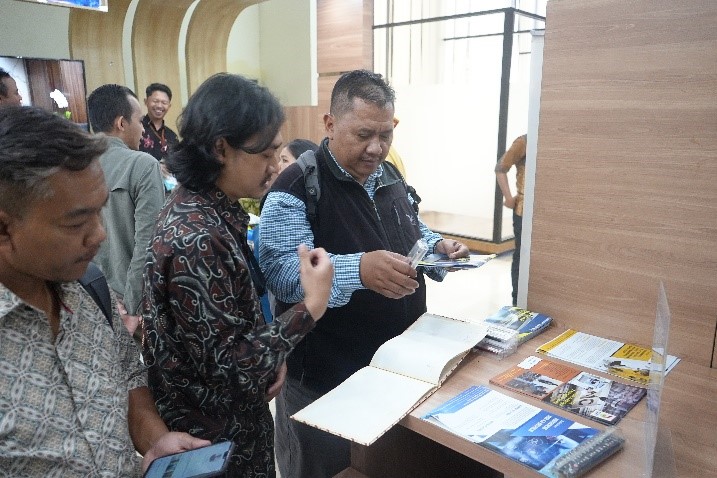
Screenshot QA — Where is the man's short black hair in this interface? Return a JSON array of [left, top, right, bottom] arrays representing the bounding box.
[[0, 68, 11, 98], [330, 70, 395, 118], [87, 84, 138, 134], [0, 106, 107, 216], [146, 83, 172, 101], [169, 73, 284, 191]]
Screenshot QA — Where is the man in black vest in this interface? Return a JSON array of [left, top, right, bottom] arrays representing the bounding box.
[[260, 69, 469, 477]]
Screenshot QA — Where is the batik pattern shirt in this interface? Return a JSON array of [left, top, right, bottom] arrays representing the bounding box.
[[0, 282, 145, 477], [139, 115, 178, 161], [142, 185, 315, 477]]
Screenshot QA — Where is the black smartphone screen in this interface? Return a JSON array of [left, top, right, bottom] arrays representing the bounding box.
[[143, 441, 234, 478]]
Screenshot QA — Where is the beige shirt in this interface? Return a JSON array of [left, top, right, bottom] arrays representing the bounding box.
[[0, 281, 146, 477]]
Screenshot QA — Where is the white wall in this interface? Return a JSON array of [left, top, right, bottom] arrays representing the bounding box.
[[517, 29, 544, 308], [226, 3, 262, 81], [0, 0, 70, 59], [258, 0, 317, 106], [1, 0, 317, 109]]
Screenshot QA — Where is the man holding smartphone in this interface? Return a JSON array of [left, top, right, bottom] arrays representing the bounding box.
[[0, 107, 209, 476]]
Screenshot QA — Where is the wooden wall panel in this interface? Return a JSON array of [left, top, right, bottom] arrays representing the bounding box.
[[24, 60, 55, 113], [24, 59, 88, 124], [186, 0, 264, 95], [58, 60, 88, 124], [132, 0, 195, 133], [69, 0, 131, 92], [284, 0, 373, 148], [317, 0, 372, 74], [282, 106, 321, 146], [528, 0, 717, 365]]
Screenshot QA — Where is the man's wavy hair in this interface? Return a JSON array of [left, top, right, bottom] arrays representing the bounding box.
[[169, 73, 285, 191]]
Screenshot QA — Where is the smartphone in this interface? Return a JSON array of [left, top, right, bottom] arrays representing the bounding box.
[[143, 441, 235, 478]]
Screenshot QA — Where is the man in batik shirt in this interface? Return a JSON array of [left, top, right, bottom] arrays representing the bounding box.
[[139, 82, 178, 162], [0, 106, 209, 476], [140, 83, 179, 193], [142, 73, 333, 477]]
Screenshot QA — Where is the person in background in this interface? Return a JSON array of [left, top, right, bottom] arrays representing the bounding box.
[[139, 83, 179, 193], [241, 139, 319, 216], [495, 134, 527, 306], [87, 84, 165, 336], [0, 106, 209, 476], [384, 116, 407, 177], [139, 83, 178, 161], [141, 73, 334, 477], [255, 138, 319, 323], [260, 69, 470, 477], [0, 68, 22, 107], [278, 138, 319, 174]]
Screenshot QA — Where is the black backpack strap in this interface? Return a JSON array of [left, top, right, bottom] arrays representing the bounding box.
[[78, 262, 113, 329], [383, 161, 421, 214], [296, 150, 320, 228]]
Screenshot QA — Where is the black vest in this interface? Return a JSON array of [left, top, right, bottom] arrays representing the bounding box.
[[271, 139, 427, 393]]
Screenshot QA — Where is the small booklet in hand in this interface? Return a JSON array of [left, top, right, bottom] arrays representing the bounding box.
[[418, 253, 496, 269]]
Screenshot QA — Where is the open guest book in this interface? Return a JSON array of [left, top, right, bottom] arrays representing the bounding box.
[[291, 313, 488, 445]]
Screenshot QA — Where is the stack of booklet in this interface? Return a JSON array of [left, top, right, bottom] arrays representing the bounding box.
[[476, 306, 553, 357]]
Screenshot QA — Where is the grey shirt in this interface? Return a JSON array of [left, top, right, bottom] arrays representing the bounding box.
[[95, 136, 165, 315]]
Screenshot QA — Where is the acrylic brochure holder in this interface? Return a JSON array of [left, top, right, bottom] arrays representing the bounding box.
[[642, 281, 676, 478], [613, 281, 676, 478]]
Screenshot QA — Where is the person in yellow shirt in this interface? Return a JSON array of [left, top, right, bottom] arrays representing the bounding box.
[[385, 116, 407, 177]]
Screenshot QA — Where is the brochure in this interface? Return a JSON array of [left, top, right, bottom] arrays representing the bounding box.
[[536, 329, 680, 386], [476, 306, 553, 356], [490, 356, 646, 425], [422, 386, 622, 477]]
